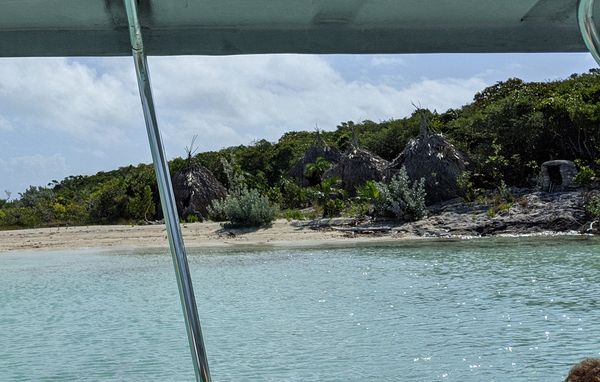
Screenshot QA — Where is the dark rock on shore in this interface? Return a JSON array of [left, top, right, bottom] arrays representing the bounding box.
[[302, 190, 593, 238], [395, 191, 588, 237]]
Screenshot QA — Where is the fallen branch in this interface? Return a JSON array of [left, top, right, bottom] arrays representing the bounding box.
[[330, 226, 392, 233]]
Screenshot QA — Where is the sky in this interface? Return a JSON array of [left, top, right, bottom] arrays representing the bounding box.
[[0, 53, 597, 197]]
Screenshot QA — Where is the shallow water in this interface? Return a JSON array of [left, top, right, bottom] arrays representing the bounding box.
[[1, 237, 599, 381]]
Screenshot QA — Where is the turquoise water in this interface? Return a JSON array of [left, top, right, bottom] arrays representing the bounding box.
[[1, 237, 599, 381]]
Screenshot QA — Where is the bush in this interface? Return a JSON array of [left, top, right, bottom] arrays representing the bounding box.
[[306, 177, 347, 217], [279, 178, 309, 209], [207, 198, 228, 222], [323, 199, 346, 217], [574, 160, 599, 186], [127, 185, 156, 222], [355, 180, 380, 202], [281, 208, 307, 221], [185, 214, 199, 223], [208, 157, 278, 227], [209, 188, 278, 227], [457, 171, 476, 202], [0, 206, 40, 227], [584, 191, 600, 218], [494, 180, 514, 205], [87, 179, 128, 224], [374, 167, 426, 221], [344, 201, 372, 218]]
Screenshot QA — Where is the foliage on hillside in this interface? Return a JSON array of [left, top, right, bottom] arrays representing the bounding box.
[[2, 70, 600, 228], [207, 159, 278, 227]]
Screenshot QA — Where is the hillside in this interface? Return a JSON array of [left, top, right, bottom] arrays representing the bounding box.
[[1, 70, 600, 229]]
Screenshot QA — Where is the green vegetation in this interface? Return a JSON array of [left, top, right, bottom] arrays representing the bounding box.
[[584, 191, 600, 219], [0, 164, 158, 228], [2, 70, 600, 229], [209, 188, 278, 228], [485, 181, 515, 218], [374, 168, 426, 222], [574, 159, 600, 186], [207, 159, 278, 227]]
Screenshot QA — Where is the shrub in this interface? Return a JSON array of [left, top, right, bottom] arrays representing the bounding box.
[[212, 187, 278, 227], [207, 198, 227, 222], [374, 167, 426, 221], [279, 178, 308, 209], [304, 157, 332, 184], [87, 179, 128, 224], [281, 208, 307, 221], [487, 202, 512, 218], [574, 160, 598, 186], [344, 201, 372, 218], [457, 171, 476, 202], [482, 181, 515, 218], [185, 214, 199, 223], [355, 180, 380, 202], [494, 180, 514, 205], [323, 199, 346, 217], [208, 157, 278, 227], [0, 206, 40, 227], [306, 177, 346, 217], [127, 185, 156, 221], [584, 191, 600, 218]]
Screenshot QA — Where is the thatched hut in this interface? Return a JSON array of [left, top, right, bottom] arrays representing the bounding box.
[[324, 147, 389, 195], [288, 131, 341, 186], [172, 162, 227, 221], [387, 128, 466, 205]]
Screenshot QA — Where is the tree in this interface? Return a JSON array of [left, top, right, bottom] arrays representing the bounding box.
[[304, 157, 332, 184]]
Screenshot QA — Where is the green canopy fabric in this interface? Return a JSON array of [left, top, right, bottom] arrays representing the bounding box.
[[0, 0, 592, 57]]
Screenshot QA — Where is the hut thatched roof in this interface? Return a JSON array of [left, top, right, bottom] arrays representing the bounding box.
[[325, 147, 389, 195], [288, 132, 341, 186], [388, 133, 466, 205], [172, 162, 227, 220]]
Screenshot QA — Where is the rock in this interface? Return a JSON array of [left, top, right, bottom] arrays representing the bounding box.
[[300, 190, 593, 238], [540, 160, 578, 192], [392, 190, 588, 237]]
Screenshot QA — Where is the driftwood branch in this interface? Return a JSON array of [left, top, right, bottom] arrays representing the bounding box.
[[330, 226, 392, 233]]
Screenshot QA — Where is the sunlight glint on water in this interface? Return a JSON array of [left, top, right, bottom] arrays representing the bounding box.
[[1, 237, 599, 381]]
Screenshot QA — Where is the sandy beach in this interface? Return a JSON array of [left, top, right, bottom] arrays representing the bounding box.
[[1, 189, 595, 253], [0, 219, 406, 252]]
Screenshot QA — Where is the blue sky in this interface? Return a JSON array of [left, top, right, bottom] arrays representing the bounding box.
[[0, 53, 596, 197]]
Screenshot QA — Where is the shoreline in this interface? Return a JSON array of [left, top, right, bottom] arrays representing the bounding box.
[[0, 218, 595, 253], [0, 220, 412, 253], [1, 190, 596, 253]]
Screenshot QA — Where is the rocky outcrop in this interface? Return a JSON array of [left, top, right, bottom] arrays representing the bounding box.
[[395, 191, 587, 237], [301, 190, 592, 238]]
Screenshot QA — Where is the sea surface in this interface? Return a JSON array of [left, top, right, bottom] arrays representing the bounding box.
[[1, 237, 599, 381]]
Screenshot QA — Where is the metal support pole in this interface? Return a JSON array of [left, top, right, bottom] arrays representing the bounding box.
[[578, 0, 600, 65], [123, 1, 211, 381]]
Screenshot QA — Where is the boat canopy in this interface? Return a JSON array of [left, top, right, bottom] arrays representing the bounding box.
[[0, 0, 595, 57]]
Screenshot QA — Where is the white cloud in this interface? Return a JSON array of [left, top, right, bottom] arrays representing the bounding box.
[[0, 57, 137, 145], [0, 55, 487, 154], [0, 54, 490, 193], [0, 154, 69, 194], [144, 55, 485, 150]]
